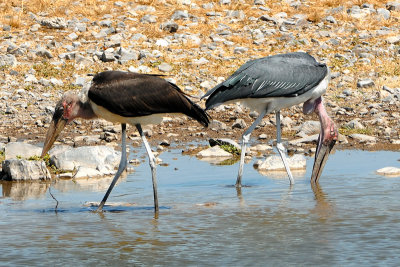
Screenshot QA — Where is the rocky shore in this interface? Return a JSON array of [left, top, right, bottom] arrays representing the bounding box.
[[0, 0, 399, 179]]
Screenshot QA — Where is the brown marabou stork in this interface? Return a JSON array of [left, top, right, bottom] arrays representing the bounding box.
[[41, 71, 209, 212]]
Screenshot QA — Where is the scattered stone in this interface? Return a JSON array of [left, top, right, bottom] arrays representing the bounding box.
[[232, 119, 247, 129], [40, 17, 67, 29], [357, 79, 375, 88], [209, 120, 227, 131], [0, 54, 17, 67], [161, 21, 179, 33], [349, 134, 377, 143], [297, 121, 320, 136], [158, 62, 173, 72], [345, 119, 365, 129], [2, 159, 51, 181]]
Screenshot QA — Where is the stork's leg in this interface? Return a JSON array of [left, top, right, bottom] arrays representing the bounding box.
[[97, 123, 127, 212], [236, 109, 267, 187], [275, 111, 294, 185], [136, 124, 159, 213]]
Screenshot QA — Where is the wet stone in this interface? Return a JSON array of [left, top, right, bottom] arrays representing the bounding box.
[[1, 159, 51, 181]]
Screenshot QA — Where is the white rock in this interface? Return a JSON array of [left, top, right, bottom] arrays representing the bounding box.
[[196, 146, 233, 158], [376, 167, 400, 176], [4, 142, 42, 160], [257, 154, 306, 171], [50, 146, 121, 172], [2, 159, 51, 180]]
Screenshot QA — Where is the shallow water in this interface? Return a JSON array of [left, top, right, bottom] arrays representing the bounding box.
[[1, 146, 400, 266]]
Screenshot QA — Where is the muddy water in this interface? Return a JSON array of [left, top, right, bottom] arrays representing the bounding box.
[[1, 147, 400, 265]]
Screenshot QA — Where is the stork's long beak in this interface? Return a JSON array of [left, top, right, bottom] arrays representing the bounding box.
[[310, 136, 336, 184], [41, 109, 68, 157]]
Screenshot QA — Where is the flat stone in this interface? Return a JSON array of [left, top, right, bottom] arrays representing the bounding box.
[[4, 142, 42, 160], [0, 54, 17, 67], [158, 62, 173, 72], [2, 159, 51, 181], [40, 17, 67, 29], [357, 79, 375, 88], [376, 167, 400, 176], [345, 119, 364, 129], [196, 146, 233, 158], [256, 154, 306, 171]]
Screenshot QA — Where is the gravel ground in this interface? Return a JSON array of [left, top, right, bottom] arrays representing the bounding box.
[[0, 0, 399, 152]]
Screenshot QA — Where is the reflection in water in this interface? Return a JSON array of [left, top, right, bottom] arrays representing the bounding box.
[[311, 182, 335, 221], [2, 150, 400, 266], [1, 181, 49, 200], [256, 166, 306, 179], [235, 186, 246, 207], [197, 156, 239, 165], [53, 174, 127, 193]]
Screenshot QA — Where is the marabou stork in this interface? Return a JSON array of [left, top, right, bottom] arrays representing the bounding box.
[[202, 52, 338, 186], [41, 71, 209, 212]]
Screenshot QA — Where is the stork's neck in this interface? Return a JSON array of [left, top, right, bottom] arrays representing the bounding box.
[[314, 97, 338, 144], [77, 100, 97, 120]]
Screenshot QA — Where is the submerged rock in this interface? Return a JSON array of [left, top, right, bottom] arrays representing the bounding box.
[[2, 159, 51, 180], [376, 167, 400, 176]]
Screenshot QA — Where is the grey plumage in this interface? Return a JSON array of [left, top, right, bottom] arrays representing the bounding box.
[[203, 52, 328, 110]]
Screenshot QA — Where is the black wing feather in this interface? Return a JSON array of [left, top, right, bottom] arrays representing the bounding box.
[[88, 71, 209, 127], [203, 52, 328, 110]]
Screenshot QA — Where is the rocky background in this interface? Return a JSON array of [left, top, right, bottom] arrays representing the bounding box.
[[0, 0, 400, 179]]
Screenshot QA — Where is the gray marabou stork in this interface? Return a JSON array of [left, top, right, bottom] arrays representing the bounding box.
[[202, 52, 338, 186], [41, 71, 209, 212]]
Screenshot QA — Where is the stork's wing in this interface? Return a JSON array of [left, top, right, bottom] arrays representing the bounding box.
[[88, 71, 209, 126], [203, 52, 328, 110]]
